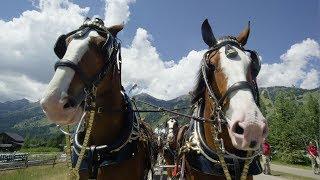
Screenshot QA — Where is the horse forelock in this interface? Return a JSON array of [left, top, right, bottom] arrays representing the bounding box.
[[191, 50, 227, 105]]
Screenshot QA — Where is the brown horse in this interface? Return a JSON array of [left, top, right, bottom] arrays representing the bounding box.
[[162, 117, 188, 179], [40, 18, 156, 180], [181, 19, 268, 180]]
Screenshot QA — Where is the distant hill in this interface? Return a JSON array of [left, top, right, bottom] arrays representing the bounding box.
[[260, 86, 320, 101], [0, 86, 318, 139]]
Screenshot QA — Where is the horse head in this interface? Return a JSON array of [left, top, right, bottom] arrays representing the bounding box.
[[193, 19, 267, 151], [165, 117, 179, 149], [40, 18, 123, 125]]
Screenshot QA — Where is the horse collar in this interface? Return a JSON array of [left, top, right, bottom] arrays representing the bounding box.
[[184, 103, 263, 178]]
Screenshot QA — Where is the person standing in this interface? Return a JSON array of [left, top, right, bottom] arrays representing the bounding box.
[[262, 139, 271, 175], [307, 141, 319, 174]]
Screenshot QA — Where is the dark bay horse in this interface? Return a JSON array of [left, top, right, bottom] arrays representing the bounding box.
[[181, 19, 268, 180], [41, 18, 156, 180], [162, 117, 188, 179]]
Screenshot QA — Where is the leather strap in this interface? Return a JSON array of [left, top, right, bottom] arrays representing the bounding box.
[[54, 60, 91, 87], [218, 81, 255, 106]]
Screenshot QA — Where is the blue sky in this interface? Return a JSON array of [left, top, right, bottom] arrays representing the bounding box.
[[1, 0, 318, 62], [0, 0, 319, 101]]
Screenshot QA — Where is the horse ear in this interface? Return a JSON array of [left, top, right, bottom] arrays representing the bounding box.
[[201, 19, 217, 47], [237, 21, 250, 46], [107, 24, 124, 37]]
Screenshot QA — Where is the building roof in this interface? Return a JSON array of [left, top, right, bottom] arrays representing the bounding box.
[[0, 132, 24, 142]]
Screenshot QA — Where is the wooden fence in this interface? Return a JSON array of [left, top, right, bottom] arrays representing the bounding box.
[[0, 153, 61, 171]]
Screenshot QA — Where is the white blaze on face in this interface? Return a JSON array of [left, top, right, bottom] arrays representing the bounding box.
[[218, 45, 267, 150], [166, 119, 177, 141], [41, 30, 100, 124], [218, 46, 261, 120]]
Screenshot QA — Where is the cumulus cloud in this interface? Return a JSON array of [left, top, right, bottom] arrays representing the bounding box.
[[0, 73, 47, 102], [258, 38, 320, 89], [300, 69, 319, 89], [0, 0, 318, 102], [0, 0, 140, 102], [122, 28, 204, 100], [0, 0, 91, 102], [104, 0, 135, 26]]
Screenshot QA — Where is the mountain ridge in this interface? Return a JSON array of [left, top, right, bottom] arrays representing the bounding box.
[[0, 86, 318, 138]]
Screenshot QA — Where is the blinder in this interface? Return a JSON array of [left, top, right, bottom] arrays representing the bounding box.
[[53, 18, 121, 107], [54, 34, 68, 59], [206, 37, 261, 79], [203, 37, 261, 107], [245, 50, 261, 78]]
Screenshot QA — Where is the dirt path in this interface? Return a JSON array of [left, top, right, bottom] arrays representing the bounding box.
[[153, 163, 320, 179], [270, 163, 319, 179], [254, 173, 284, 180]]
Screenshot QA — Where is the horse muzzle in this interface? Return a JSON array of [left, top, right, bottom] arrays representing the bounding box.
[[40, 89, 83, 125], [228, 119, 268, 151]]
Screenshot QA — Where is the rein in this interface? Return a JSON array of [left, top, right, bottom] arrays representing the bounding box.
[[66, 86, 98, 179]]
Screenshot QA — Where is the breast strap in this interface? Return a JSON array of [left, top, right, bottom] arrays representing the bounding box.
[[185, 103, 262, 179]]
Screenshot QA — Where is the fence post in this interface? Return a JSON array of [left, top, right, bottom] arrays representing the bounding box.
[[25, 154, 28, 168], [52, 155, 57, 167]]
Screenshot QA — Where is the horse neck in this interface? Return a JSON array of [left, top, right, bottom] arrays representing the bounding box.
[[168, 134, 178, 150], [90, 66, 125, 145], [202, 91, 235, 153]]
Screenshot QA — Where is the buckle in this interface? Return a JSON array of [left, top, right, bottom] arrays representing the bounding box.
[[97, 107, 103, 113]]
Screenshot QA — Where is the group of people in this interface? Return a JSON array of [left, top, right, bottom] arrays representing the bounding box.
[[262, 140, 320, 175]]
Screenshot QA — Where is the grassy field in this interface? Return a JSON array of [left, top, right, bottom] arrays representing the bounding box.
[[0, 163, 68, 180], [0, 161, 316, 180]]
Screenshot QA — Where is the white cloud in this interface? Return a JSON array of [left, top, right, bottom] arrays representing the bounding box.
[[258, 38, 320, 89], [0, 0, 89, 102], [0, 0, 140, 102], [104, 0, 136, 26], [0, 0, 319, 102], [122, 28, 205, 100], [0, 0, 89, 82], [300, 69, 319, 89], [0, 73, 47, 102]]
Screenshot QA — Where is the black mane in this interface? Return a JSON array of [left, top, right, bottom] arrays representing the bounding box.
[[191, 58, 213, 104], [192, 36, 241, 104]]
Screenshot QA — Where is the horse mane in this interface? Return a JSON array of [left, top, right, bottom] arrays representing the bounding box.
[[191, 36, 236, 105], [191, 54, 213, 105]]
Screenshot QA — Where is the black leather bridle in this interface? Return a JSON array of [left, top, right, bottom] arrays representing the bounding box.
[[53, 18, 121, 107], [189, 37, 263, 163], [200, 37, 260, 126]]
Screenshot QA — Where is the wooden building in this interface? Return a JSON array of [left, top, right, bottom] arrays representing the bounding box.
[[0, 132, 24, 152]]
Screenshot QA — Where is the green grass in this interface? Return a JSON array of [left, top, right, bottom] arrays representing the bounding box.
[[271, 170, 316, 180], [0, 163, 68, 180], [19, 147, 61, 153]]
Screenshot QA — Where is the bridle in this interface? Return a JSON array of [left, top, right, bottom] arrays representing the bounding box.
[[53, 18, 121, 108], [200, 36, 260, 129], [52, 18, 132, 180], [179, 36, 262, 180]]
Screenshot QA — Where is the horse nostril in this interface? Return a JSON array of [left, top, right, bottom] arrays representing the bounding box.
[[262, 125, 268, 136], [249, 140, 257, 148], [63, 99, 76, 109], [234, 122, 244, 135]]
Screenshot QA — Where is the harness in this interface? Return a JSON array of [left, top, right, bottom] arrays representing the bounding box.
[[184, 102, 262, 179], [179, 36, 262, 180], [71, 93, 141, 178], [54, 18, 122, 107], [53, 18, 150, 180]]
